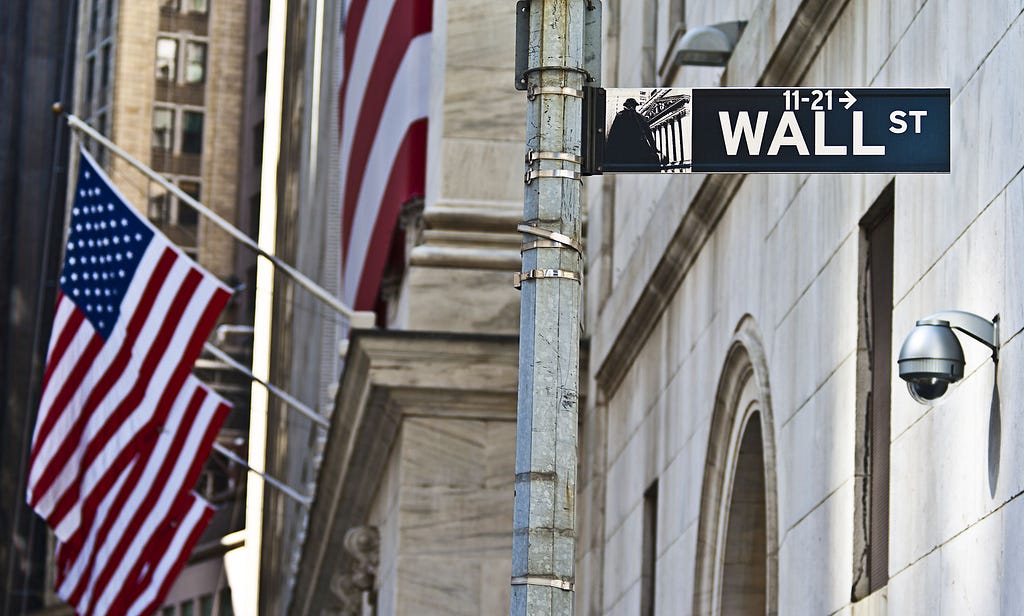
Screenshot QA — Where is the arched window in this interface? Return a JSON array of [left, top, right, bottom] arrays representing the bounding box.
[[693, 317, 779, 616]]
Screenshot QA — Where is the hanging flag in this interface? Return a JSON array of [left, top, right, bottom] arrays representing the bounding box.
[[53, 375, 229, 616], [339, 0, 432, 310], [26, 148, 232, 544]]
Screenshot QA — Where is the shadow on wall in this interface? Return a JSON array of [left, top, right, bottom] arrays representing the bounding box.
[[988, 375, 1000, 498]]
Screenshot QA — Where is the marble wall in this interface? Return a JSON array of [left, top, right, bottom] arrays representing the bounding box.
[[584, 0, 1024, 614]]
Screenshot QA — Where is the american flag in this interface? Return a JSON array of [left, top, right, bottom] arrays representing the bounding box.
[[339, 0, 432, 310], [54, 376, 229, 616], [26, 149, 232, 611]]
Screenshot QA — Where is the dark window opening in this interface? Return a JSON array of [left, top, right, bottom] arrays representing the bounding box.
[[722, 412, 767, 616], [865, 194, 894, 594], [641, 480, 659, 616], [853, 183, 895, 601], [182, 111, 204, 154], [177, 180, 200, 228], [253, 121, 264, 167], [100, 44, 111, 91]]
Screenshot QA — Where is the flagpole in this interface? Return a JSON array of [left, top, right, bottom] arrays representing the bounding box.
[[211, 443, 312, 507], [59, 109, 376, 329], [202, 342, 329, 429]]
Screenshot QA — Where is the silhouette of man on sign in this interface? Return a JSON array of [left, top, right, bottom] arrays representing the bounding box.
[[605, 98, 662, 170]]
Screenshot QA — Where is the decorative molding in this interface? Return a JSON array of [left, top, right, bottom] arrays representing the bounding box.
[[326, 525, 380, 614], [424, 205, 522, 233], [409, 245, 522, 270], [692, 316, 779, 616]]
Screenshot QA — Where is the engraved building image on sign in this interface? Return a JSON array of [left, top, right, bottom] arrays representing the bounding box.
[[603, 88, 692, 173]]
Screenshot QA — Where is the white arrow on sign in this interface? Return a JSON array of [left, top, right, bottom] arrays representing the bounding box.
[[840, 90, 857, 109]]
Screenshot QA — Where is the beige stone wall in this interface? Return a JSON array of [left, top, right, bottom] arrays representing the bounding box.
[[585, 0, 1024, 614], [369, 417, 516, 615], [109, 0, 158, 209], [200, 0, 247, 279], [105, 0, 246, 281]]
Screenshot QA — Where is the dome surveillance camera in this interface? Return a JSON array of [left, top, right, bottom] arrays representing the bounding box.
[[897, 311, 998, 404], [898, 319, 964, 403]]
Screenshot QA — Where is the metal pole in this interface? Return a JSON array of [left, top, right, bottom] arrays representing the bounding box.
[[211, 442, 312, 508], [202, 342, 330, 429], [511, 0, 585, 613], [62, 112, 375, 328]]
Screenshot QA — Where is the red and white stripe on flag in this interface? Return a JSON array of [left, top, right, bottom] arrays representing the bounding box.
[[26, 148, 231, 545], [54, 375, 229, 616], [339, 0, 432, 310]]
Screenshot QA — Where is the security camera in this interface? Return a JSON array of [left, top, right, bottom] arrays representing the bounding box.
[[897, 311, 999, 404]]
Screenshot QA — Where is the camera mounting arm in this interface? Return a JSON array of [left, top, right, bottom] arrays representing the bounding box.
[[917, 310, 999, 360]]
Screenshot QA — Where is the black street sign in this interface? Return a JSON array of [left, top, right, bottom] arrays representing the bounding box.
[[583, 87, 950, 174]]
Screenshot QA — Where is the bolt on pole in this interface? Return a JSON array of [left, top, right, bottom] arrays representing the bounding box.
[[511, 0, 586, 613]]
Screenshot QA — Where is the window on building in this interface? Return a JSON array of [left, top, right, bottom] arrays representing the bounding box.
[[200, 594, 214, 616], [249, 192, 261, 239], [187, 0, 208, 14], [854, 184, 894, 599], [148, 185, 171, 225], [100, 43, 111, 91], [156, 37, 178, 81], [256, 51, 267, 94], [641, 480, 659, 616], [178, 180, 200, 228], [153, 107, 175, 151], [162, 0, 180, 10], [866, 195, 893, 594], [722, 412, 768, 614], [160, 606, 175, 616], [218, 588, 233, 616], [253, 121, 264, 167], [90, 0, 100, 41], [85, 57, 96, 114], [94, 112, 110, 166], [184, 41, 206, 84], [179, 600, 194, 616], [181, 111, 204, 154], [106, 0, 116, 19]]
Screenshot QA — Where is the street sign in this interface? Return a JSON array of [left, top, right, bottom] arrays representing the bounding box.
[[582, 87, 950, 174]]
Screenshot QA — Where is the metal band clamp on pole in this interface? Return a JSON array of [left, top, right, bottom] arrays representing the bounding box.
[[526, 150, 582, 166], [527, 85, 585, 100], [517, 223, 584, 254], [521, 64, 594, 83], [513, 268, 582, 289], [525, 169, 582, 184], [510, 576, 574, 592]]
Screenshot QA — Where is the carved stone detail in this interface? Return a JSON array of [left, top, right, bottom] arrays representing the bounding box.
[[325, 525, 380, 615]]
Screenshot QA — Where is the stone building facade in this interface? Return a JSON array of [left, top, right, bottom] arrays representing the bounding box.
[[284, 0, 1024, 614], [578, 0, 1024, 614]]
